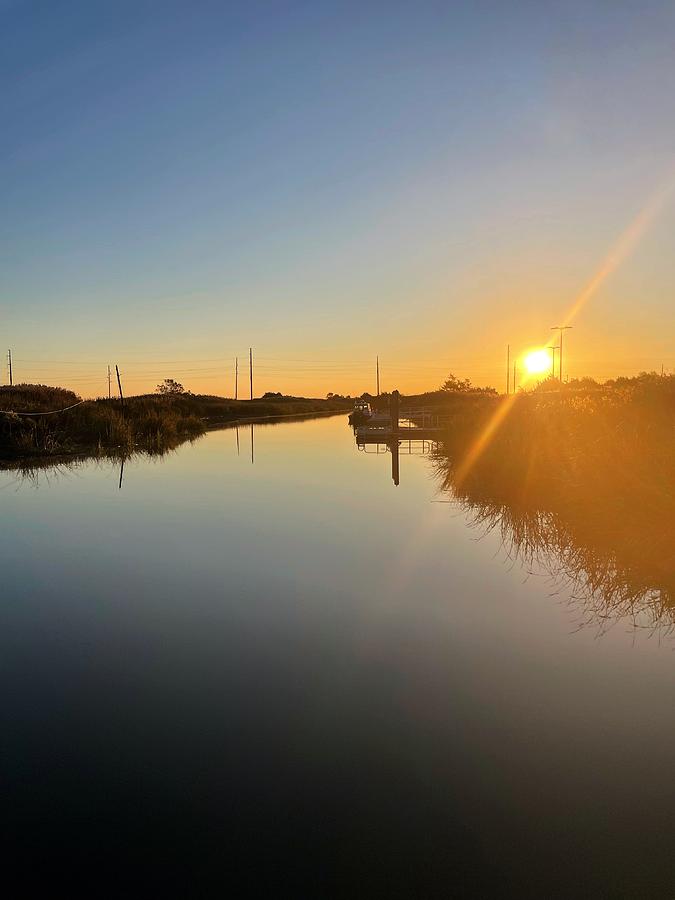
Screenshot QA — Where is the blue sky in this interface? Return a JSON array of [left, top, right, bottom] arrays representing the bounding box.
[[3, 1, 675, 395]]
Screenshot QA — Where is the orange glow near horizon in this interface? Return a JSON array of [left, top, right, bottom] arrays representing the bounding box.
[[450, 169, 675, 490], [8, 172, 675, 401]]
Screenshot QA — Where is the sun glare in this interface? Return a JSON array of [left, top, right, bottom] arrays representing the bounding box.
[[523, 349, 550, 376]]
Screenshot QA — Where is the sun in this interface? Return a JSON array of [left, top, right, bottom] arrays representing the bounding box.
[[523, 348, 551, 376]]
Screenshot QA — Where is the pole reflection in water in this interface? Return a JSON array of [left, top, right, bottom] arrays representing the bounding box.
[[355, 435, 434, 488], [391, 440, 399, 486]]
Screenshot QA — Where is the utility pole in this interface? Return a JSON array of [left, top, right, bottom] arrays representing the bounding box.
[[376, 355, 380, 396], [249, 348, 253, 400], [115, 365, 124, 407], [235, 357, 238, 400], [513, 361, 517, 393], [108, 365, 112, 400], [551, 326, 572, 383], [548, 346, 558, 379], [7, 349, 12, 386], [506, 345, 510, 395]]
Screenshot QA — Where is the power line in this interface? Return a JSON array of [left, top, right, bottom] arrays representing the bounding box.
[[0, 400, 87, 416]]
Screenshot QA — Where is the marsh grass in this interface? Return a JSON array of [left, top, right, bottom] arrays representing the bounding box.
[[0, 385, 350, 457], [432, 374, 675, 635], [0, 385, 205, 456]]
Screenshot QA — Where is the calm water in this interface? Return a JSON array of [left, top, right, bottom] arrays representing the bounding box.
[[2, 415, 674, 897]]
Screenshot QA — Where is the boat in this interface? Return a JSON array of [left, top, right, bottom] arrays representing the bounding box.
[[349, 399, 372, 425]]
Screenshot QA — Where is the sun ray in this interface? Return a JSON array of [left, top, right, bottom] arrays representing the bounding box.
[[452, 167, 675, 490], [561, 169, 675, 328]]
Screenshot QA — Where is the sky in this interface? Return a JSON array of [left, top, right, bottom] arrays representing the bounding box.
[[3, 0, 675, 398]]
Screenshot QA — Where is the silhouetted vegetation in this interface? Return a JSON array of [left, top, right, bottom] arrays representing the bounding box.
[[433, 373, 675, 634], [368, 386, 497, 414], [440, 372, 497, 394], [0, 385, 205, 456], [0, 384, 351, 458], [156, 378, 190, 395]]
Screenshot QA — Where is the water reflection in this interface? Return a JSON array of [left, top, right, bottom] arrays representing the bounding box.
[[351, 418, 675, 637], [0, 411, 348, 486], [229, 422, 253, 463], [8, 415, 675, 641], [356, 437, 438, 486], [2, 413, 675, 895], [0, 442, 190, 490], [432, 450, 675, 638], [0, 413, 340, 487]]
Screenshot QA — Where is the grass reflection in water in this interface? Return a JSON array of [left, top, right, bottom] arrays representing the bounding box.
[[432, 380, 675, 637]]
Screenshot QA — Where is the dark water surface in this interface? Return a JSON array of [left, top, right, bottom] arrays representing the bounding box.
[[2, 415, 674, 897]]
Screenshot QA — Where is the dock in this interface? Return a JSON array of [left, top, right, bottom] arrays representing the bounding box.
[[353, 391, 444, 485], [356, 424, 442, 442], [355, 392, 444, 443]]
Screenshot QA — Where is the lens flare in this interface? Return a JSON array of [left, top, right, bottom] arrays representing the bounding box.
[[560, 172, 675, 328], [453, 168, 675, 492]]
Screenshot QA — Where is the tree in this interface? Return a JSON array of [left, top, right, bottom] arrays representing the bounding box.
[[440, 373, 473, 392], [156, 379, 186, 395]]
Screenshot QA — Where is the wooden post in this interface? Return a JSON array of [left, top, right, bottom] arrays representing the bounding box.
[[390, 389, 399, 434], [506, 345, 510, 395], [235, 357, 238, 400], [249, 348, 253, 400], [8, 349, 12, 386], [115, 365, 125, 407]]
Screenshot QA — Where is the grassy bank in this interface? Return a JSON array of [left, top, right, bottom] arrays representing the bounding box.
[[0, 385, 350, 457], [433, 373, 675, 631], [438, 374, 675, 501]]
